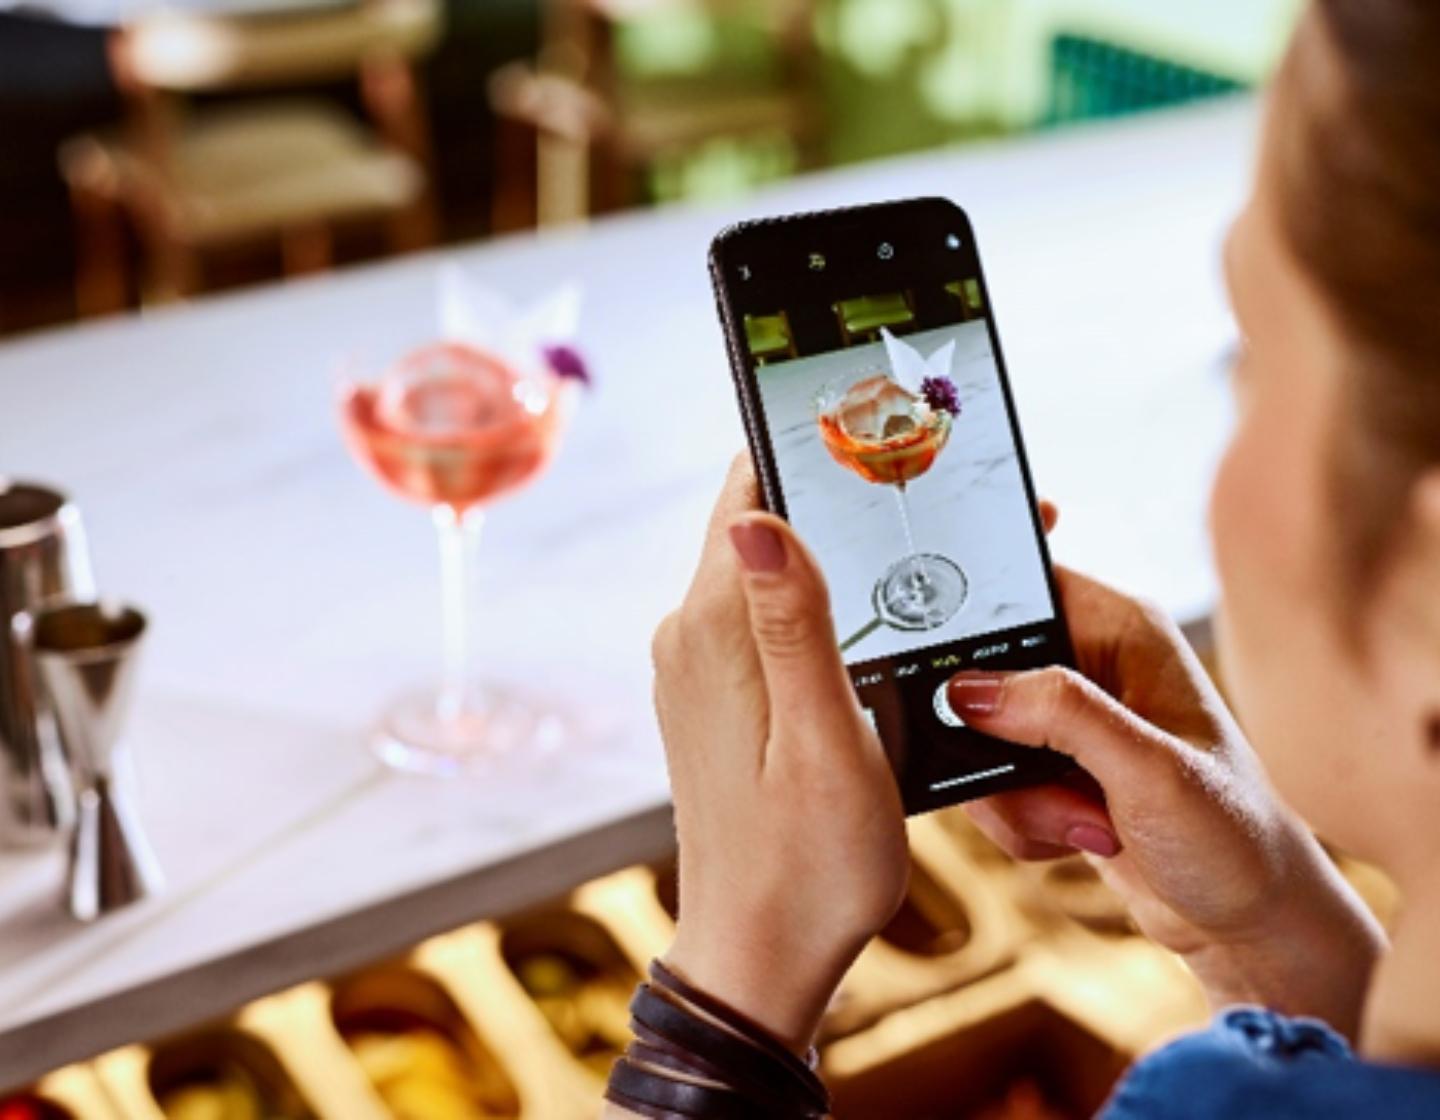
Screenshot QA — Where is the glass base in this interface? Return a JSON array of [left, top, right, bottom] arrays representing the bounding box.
[[873, 552, 968, 631], [372, 682, 567, 776]]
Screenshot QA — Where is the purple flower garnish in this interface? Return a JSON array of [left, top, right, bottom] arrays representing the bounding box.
[[921, 375, 961, 416], [541, 343, 591, 387]]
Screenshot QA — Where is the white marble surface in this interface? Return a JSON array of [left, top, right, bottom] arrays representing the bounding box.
[[0, 97, 1252, 1084], [762, 320, 1053, 659]]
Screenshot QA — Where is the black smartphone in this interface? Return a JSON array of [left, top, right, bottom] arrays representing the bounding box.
[[709, 197, 1077, 814]]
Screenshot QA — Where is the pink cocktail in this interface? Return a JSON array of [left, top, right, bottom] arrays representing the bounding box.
[[340, 343, 565, 511], [338, 341, 578, 774]]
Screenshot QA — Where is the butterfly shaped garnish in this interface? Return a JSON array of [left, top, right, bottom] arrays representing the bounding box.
[[438, 263, 590, 385], [880, 328, 961, 415]]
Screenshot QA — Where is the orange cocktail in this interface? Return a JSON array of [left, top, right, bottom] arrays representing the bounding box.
[[813, 367, 968, 636], [817, 373, 952, 486]]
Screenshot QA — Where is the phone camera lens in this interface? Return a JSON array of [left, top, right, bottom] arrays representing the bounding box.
[[877, 242, 895, 260], [945, 233, 962, 250], [808, 252, 827, 271]]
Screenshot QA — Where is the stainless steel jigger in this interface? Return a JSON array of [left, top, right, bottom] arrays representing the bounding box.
[[0, 480, 94, 847], [16, 601, 163, 920]]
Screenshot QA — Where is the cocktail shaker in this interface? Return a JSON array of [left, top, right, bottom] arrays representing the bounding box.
[[0, 480, 94, 847], [17, 600, 163, 920]]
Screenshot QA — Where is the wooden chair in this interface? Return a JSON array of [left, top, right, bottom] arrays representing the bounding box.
[[833, 291, 915, 347], [743, 310, 796, 364], [488, 0, 822, 230], [944, 278, 985, 321], [59, 0, 441, 313]]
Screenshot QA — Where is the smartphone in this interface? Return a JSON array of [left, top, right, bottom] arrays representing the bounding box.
[[709, 197, 1077, 814]]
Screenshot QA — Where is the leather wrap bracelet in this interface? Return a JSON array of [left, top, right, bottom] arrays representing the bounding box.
[[609, 1058, 759, 1120], [650, 960, 824, 1080], [603, 958, 832, 1119]]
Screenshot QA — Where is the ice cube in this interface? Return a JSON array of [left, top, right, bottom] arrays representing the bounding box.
[[375, 346, 512, 434], [837, 375, 919, 441], [882, 413, 916, 438]]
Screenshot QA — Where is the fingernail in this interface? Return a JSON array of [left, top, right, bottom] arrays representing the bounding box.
[[1065, 824, 1121, 859], [729, 520, 787, 573], [948, 674, 1004, 714]]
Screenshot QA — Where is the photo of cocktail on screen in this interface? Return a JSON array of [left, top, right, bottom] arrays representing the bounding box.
[[815, 328, 966, 645], [751, 276, 1055, 667]]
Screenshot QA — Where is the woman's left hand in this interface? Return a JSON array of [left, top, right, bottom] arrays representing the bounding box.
[[651, 456, 910, 1052]]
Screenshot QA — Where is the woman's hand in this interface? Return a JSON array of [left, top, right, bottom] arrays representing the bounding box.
[[951, 569, 1387, 1038], [651, 457, 909, 1052], [650, 451, 1384, 1056]]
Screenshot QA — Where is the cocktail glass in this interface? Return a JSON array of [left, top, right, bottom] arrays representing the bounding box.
[[816, 371, 968, 631], [339, 341, 573, 774]]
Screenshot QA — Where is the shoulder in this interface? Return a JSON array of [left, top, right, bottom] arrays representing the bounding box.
[[1101, 1007, 1440, 1120]]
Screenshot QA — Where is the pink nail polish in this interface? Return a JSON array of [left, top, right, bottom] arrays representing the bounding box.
[[729, 520, 787, 573], [948, 675, 1003, 714], [1065, 823, 1121, 859]]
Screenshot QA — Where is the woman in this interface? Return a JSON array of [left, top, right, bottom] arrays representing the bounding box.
[[605, 1, 1440, 1115]]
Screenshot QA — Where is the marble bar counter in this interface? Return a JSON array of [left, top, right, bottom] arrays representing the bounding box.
[[0, 97, 1252, 1088]]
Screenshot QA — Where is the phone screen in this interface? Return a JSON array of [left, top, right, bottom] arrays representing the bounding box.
[[710, 198, 1076, 812]]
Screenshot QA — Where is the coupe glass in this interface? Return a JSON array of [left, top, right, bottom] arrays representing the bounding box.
[[815, 370, 968, 632], [339, 341, 573, 774]]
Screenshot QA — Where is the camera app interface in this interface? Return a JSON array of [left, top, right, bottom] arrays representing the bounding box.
[[725, 213, 1069, 800]]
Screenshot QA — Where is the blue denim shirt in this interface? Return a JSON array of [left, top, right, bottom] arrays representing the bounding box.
[[1102, 1008, 1440, 1119]]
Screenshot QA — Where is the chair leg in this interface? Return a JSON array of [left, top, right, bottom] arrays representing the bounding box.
[[70, 183, 130, 318], [281, 223, 334, 276], [362, 55, 439, 251], [63, 152, 130, 317], [538, 132, 592, 226], [587, 137, 632, 216], [388, 198, 437, 255], [143, 234, 199, 305], [490, 109, 540, 233]]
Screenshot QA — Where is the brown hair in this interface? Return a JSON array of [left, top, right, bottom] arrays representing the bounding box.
[[1275, 0, 1440, 583]]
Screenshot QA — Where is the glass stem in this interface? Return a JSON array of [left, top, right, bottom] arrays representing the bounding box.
[[892, 483, 929, 590], [434, 504, 483, 724]]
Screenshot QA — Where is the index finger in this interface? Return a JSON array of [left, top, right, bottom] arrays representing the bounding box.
[[706, 451, 762, 542], [685, 452, 762, 602]]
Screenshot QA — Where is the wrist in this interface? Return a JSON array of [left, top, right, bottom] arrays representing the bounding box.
[[1183, 846, 1386, 1039], [664, 923, 861, 1054]]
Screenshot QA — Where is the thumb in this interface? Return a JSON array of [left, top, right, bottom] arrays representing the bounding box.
[[727, 513, 856, 722], [946, 666, 1178, 796]]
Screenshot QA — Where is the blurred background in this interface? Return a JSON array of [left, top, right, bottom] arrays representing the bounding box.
[[3, 4, 1398, 1119], [0, 0, 1302, 338]]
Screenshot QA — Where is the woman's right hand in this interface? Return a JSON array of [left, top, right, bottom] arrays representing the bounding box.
[[949, 568, 1386, 1038]]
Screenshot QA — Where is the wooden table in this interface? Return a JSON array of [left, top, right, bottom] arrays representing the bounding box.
[[0, 97, 1253, 1087]]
